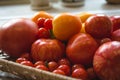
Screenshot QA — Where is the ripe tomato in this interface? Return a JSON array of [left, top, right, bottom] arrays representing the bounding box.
[[20, 60, 34, 67], [34, 61, 45, 67], [66, 33, 98, 66], [31, 39, 65, 62], [35, 65, 49, 71], [37, 18, 46, 28], [72, 64, 85, 72], [72, 68, 88, 80], [37, 28, 50, 38], [58, 58, 71, 66], [53, 69, 65, 75], [44, 19, 53, 30], [20, 52, 32, 61], [48, 61, 58, 72], [57, 65, 71, 76], [16, 57, 27, 63]]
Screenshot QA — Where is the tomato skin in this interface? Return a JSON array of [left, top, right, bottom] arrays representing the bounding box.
[[16, 57, 27, 63], [72, 68, 88, 80], [58, 58, 71, 66], [53, 69, 65, 75], [57, 65, 71, 76], [37, 28, 50, 38], [72, 64, 85, 72], [31, 39, 65, 62], [20, 60, 34, 67], [35, 65, 49, 71], [34, 61, 45, 67], [37, 18, 46, 28], [48, 61, 59, 72], [66, 33, 98, 66], [44, 19, 53, 30], [20, 52, 32, 61]]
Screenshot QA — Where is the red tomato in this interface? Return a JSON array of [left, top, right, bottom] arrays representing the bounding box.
[[34, 61, 45, 67], [20, 60, 34, 67], [53, 69, 65, 75], [57, 65, 71, 76], [31, 39, 65, 62], [16, 57, 27, 63], [66, 33, 98, 66], [72, 68, 88, 80], [20, 52, 32, 61], [37, 28, 50, 38], [44, 19, 53, 30], [58, 58, 71, 66], [48, 61, 58, 72], [35, 65, 49, 71], [37, 18, 46, 28], [72, 64, 85, 72]]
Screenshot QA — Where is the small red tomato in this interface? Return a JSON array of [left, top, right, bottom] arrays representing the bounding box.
[[72, 68, 88, 80], [48, 61, 58, 72], [37, 28, 50, 38], [16, 57, 27, 63], [72, 64, 85, 72], [58, 58, 71, 66], [37, 18, 46, 28], [44, 19, 53, 30], [57, 65, 71, 76], [34, 61, 45, 67], [53, 69, 65, 75], [35, 65, 49, 71], [20, 52, 32, 61], [20, 60, 34, 67]]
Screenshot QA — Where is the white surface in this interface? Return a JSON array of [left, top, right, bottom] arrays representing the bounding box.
[[0, 0, 120, 25]]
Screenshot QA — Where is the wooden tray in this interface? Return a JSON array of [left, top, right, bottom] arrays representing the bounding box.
[[0, 52, 79, 80]]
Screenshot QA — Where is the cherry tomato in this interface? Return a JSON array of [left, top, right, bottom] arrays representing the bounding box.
[[58, 58, 71, 66], [37, 28, 50, 38], [37, 18, 46, 28], [72, 64, 85, 72], [48, 61, 58, 72], [34, 61, 45, 67], [20, 60, 34, 67], [20, 52, 32, 61], [16, 57, 27, 63], [44, 19, 53, 30], [72, 68, 88, 80], [35, 65, 49, 71], [53, 69, 65, 75], [57, 65, 71, 76]]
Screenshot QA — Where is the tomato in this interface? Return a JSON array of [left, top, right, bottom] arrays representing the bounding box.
[[34, 61, 45, 67], [44, 19, 53, 30], [48, 61, 58, 72], [57, 65, 71, 76], [52, 69, 65, 75], [37, 28, 50, 38], [58, 58, 71, 66], [20, 60, 34, 67], [35, 65, 49, 71], [31, 39, 65, 62], [72, 64, 85, 72], [16, 57, 27, 63], [66, 33, 98, 66], [37, 18, 46, 28], [72, 68, 88, 80], [20, 52, 32, 61]]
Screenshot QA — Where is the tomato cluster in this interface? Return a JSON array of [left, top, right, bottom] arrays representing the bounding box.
[[15, 53, 98, 80], [36, 18, 53, 39]]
